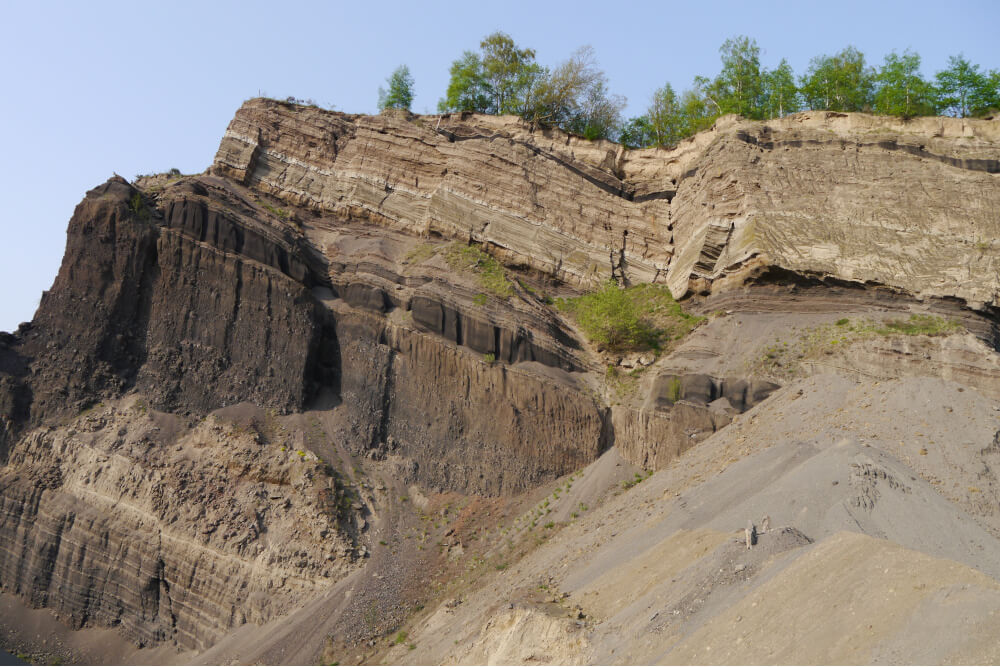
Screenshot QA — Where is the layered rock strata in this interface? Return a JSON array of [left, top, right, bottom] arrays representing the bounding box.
[[0, 401, 357, 649], [0, 100, 997, 657], [214, 99, 1000, 310]]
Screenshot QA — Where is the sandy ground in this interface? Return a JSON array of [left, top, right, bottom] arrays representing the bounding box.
[[381, 373, 1000, 665], [5, 368, 1000, 664]]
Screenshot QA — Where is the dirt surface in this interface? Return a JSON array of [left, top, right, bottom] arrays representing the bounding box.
[[380, 373, 1000, 665]]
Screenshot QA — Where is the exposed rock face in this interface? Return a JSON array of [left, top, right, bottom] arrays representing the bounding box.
[[0, 400, 357, 649], [214, 100, 1000, 309], [16, 177, 328, 426], [213, 101, 671, 286], [662, 114, 1000, 308], [1, 99, 998, 658], [323, 306, 606, 495], [0, 168, 611, 648]]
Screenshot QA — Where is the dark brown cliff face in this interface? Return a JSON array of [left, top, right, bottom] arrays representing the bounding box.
[[2, 169, 607, 491], [24, 178, 161, 424], [10, 177, 328, 431], [0, 164, 613, 648]]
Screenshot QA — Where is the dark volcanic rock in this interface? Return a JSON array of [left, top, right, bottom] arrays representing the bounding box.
[[647, 373, 780, 412], [15, 177, 330, 425]]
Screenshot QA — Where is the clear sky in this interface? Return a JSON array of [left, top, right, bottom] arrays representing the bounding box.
[[1, 0, 997, 331]]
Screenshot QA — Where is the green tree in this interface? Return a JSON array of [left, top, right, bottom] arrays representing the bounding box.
[[619, 116, 655, 148], [440, 32, 540, 116], [480, 31, 541, 115], [564, 80, 626, 140], [934, 55, 998, 117], [440, 35, 625, 139], [800, 46, 873, 112], [763, 58, 800, 118], [620, 82, 714, 148], [681, 79, 721, 135], [646, 83, 685, 147], [873, 50, 935, 117], [526, 46, 601, 127], [524, 46, 624, 140], [439, 51, 490, 112], [990, 70, 1000, 113], [709, 35, 765, 118], [377, 65, 414, 111]]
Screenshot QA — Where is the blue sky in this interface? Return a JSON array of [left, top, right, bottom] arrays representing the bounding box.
[[1, 0, 997, 331]]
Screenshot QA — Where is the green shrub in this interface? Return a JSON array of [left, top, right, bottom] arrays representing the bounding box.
[[557, 281, 703, 353], [558, 280, 647, 351], [128, 192, 150, 220]]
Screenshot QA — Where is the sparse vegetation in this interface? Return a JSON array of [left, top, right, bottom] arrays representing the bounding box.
[[262, 203, 290, 221], [404, 243, 438, 265], [128, 192, 150, 221], [620, 470, 653, 491], [444, 243, 515, 299], [753, 314, 963, 378], [870, 314, 961, 336]]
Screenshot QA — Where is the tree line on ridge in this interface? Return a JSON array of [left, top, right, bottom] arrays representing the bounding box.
[[375, 33, 999, 148]]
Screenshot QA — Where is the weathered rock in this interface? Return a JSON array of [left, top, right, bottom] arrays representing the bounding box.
[[645, 373, 780, 412], [213, 100, 1000, 312], [1, 99, 998, 659], [212, 99, 670, 287], [661, 113, 1000, 308], [0, 403, 357, 649]]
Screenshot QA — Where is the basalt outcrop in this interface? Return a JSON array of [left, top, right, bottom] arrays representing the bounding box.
[[0, 99, 998, 660]]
